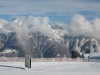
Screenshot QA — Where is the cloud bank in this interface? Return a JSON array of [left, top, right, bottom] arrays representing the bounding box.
[[1, 14, 100, 39], [56, 14, 100, 38], [1, 14, 100, 54], [6, 16, 56, 54], [0, 0, 100, 17]]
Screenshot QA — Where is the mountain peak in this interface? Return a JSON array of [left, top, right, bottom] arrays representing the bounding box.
[[12, 18, 22, 25], [0, 19, 8, 24], [51, 25, 64, 30]]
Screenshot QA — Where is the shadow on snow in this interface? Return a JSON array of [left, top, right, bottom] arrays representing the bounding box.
[[0, 65, 25, 70]]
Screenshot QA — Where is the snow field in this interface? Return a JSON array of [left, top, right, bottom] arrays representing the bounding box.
[[0, 62, 100, 75]]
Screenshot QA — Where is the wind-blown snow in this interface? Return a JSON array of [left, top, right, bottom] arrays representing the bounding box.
[[0, 62, 100, 75]]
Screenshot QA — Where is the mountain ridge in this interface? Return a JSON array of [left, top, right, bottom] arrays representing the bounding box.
[[0, 18, 100, 58]]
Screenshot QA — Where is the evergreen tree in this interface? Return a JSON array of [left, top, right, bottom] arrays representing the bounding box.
[[71, 50, 81, 58]]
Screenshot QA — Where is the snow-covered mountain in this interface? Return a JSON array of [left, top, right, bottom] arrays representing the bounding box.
[[0, 19, 11, 34], [12, 18, 22, 25], [51, 25, 68, 41], [0, 18, 100, 58], [0, 19, 8, 26]]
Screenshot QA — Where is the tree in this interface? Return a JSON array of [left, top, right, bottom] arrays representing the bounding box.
[[81, 51, 85, 58], [71, 50, 81, 58]]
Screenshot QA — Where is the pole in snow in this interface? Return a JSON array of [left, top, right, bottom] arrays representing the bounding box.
[[25, 55, 31, 69]]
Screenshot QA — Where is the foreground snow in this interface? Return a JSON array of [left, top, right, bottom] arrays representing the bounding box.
[[0, 62, 100, 75]]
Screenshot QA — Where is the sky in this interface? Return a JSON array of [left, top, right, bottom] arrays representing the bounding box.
[[0, 0, 100, 24]]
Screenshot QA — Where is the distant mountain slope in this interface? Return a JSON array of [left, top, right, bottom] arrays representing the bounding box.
[[0, 18, 100, 58]]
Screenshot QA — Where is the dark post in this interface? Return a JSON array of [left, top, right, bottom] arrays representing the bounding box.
[[30, 58, 31, 68], [25, 55, 31, 69]]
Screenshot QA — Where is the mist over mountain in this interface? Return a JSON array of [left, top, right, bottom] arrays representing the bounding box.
[[0, 14, 100, 58]]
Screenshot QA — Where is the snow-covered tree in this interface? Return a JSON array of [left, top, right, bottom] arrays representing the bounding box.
[[89, 47, 94, 53], [94, 45, 100, 53]]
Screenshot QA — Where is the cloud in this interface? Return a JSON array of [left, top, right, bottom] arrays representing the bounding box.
[[8, 21, 30, 54], [69, 14, 93, 34], [0, 0, 100, 16], [6, 16, 56, 54], [27, 16, 56, 39], [1, 14, 100, 54], [92, 18, 100, 31], [1, 14, 100, 39], [57, 14, 100, 38]]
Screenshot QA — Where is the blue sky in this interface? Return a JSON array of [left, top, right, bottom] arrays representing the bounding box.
[[0, 0, 100, 24]]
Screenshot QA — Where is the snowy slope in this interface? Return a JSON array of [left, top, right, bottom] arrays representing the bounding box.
[[0, 18, 100, 58], [51, 25, 68, 40], [0, 62, 100, 75]]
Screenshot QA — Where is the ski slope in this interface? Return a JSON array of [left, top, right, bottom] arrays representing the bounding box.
[[0, 62, 100, 75]]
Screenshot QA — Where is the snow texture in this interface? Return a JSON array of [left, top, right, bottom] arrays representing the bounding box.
[[0, 62, 100, 75]]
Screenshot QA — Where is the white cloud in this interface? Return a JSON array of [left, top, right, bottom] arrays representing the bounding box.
[[92, 18, 100, 31], [69, 14, 93, 34], [0, 13, 100, 38], [27, 16, 56, 39], [1, 14, 100, 39], [1, 14, 100, 54], [0, 0, 100, 16], [5, 16, 57, 53], [58, 14, 100, 38], [8, 15, 56, 39]]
